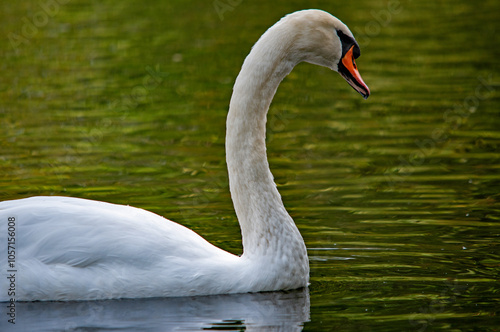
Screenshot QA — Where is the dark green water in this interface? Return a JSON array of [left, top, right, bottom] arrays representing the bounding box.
[[1, 0, 499, 331]]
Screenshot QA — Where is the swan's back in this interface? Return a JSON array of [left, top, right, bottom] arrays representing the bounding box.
[[0, 197, 239, 300]]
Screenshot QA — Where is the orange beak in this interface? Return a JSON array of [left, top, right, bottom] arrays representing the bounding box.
[[338, 45, 370, 99]]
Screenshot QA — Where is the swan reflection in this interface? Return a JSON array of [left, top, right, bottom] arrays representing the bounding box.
[[5, 288, 309, 331]]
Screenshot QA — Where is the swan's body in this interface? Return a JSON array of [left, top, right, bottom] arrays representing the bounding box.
[[0, 9, 369, 301]]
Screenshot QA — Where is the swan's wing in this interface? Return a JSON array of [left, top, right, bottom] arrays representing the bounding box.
[[0, 196, 229, 268], [0, 196, 242, 300]]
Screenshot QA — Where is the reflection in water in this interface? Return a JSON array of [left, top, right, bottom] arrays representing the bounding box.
[[4, 289, 309, 332]]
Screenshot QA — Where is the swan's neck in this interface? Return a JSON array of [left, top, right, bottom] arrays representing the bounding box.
[[226, 27, 307, 263]]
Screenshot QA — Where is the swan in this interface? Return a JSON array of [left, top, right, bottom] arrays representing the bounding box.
[[0, 9, 369, 301]]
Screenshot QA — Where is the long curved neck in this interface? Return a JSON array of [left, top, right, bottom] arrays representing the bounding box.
[[226, 27, 304, 258]]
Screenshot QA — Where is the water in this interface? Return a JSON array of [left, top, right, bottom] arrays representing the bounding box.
[[1, 0, 499, 331]]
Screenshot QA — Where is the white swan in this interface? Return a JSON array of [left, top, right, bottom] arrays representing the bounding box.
[[0, 9, 369, 301]]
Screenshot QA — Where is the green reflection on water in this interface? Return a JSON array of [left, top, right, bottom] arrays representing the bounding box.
[[1, 0, 499, 330]]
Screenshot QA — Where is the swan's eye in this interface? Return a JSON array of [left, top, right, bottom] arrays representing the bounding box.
[[352, 45, 361, 59], [336, 29, 360, 59]]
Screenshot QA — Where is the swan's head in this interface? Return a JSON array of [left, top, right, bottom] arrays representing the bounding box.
[[278, 10, 370, 99]]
